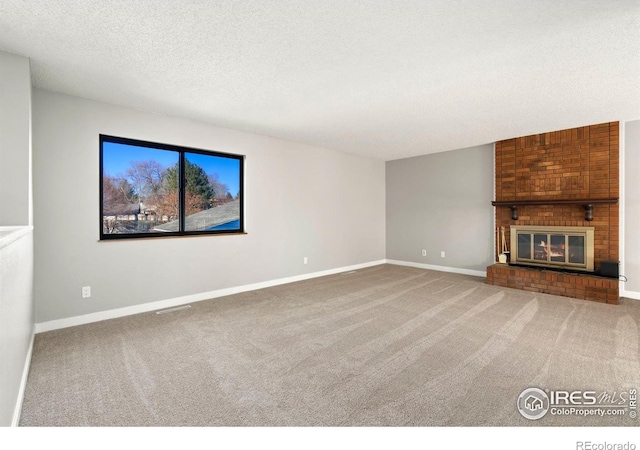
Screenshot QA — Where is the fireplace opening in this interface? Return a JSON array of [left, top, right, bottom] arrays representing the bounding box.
[[510, 226, 594, 272]]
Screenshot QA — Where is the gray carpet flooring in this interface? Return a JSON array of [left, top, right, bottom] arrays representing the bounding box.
[[19, 264, 640, 426]]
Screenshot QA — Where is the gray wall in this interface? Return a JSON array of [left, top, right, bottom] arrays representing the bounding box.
[[624, 119, 640, 294], [0, 52, 32, 226], [32, 90, 386, 323], [0, 51, 34, 426], [386, 144, 494, 273]]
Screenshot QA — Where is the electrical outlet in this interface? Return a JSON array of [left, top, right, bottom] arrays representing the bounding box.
[[421, 249, 427, 256], [303, 257, 308, 265], [82, 286, 91, 298], [440, 251, 445, 258]]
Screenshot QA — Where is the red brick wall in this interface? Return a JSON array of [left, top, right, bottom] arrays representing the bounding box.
[[495, 122, 619, 268], [489, 122, 619, 304]]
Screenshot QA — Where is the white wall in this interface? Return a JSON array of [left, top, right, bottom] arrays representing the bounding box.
[[0, 51, 34, 426], [32, 90, 386, 324], [385, 144, 494, 274], [623, 119, 640, 297], [0, 228, 34, 426]]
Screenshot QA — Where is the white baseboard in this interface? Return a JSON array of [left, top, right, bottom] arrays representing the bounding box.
[[35, 260, 387, 333], [620, 289, 640, 301], [385, 259, 487, 278], [12, 326, 35, 427]]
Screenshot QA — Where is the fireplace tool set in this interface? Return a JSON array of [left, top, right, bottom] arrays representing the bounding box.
[[497, 226, 509, 264]]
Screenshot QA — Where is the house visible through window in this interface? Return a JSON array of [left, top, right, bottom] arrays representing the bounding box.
[[100, 135, 244, 239]]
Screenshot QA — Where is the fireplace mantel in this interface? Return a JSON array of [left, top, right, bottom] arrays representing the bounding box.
[[491, 198, 618, 221]]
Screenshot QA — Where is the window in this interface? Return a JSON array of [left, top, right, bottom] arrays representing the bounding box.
[[100, 135, 244, 240]]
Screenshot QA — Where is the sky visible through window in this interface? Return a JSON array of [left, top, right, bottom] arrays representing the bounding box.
[[103, 142, 240, 196]]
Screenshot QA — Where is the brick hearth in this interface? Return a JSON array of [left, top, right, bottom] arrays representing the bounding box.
[[487, 122, 619, 304], [486, 264, 618, 304]]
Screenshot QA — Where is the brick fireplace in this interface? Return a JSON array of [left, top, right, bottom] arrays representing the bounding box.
[[486, 122, 619, 304]]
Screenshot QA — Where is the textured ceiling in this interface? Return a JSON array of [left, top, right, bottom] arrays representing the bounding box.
[[1, 0, 639, 160]]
